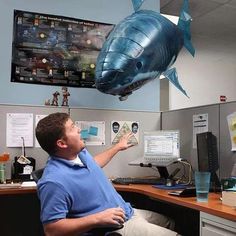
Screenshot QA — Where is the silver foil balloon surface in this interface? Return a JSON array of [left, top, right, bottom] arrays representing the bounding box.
[[95, 0, 195, 100]]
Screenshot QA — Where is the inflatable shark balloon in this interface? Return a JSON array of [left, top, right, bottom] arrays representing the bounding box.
[[95, 0, 195, 101]]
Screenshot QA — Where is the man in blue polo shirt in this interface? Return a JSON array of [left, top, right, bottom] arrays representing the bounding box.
[[35, 112, 176, 236]]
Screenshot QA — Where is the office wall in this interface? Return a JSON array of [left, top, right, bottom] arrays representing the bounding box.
[[0, 0, 160, 112], [169, 5, 236, 110], [0, 104, 69, 178], [70, 108, 161, 177]]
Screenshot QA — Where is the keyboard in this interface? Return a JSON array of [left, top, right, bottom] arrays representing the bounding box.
[[112, 177, 166, 185]]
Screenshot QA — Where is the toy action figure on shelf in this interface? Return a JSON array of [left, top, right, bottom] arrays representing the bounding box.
[[51, 91, 60, 106], [61, 87, 70, 106]]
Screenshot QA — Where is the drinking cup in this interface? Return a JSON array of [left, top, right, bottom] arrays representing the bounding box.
[[195, 171, 211, 202]]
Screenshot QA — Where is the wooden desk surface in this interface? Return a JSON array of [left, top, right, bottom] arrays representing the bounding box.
[[114, 184, 236, 222], [1, 184, 235, 222], [0, 186, 36, 195]]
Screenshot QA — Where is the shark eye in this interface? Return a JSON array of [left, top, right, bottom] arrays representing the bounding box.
[[136, 61, 142, 70]]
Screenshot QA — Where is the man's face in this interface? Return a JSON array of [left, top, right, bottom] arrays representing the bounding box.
[[63, 118, 85, 152]]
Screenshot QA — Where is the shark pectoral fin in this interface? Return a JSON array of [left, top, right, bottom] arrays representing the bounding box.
[[132, 0, 145, 12], [163, 68, 189, 98]]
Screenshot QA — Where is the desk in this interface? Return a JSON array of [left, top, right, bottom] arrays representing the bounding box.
[[0, 186, 43, 236], [1, 185, 236, 236], [114, 184, 236, 221], [114, 184, 236, 235]]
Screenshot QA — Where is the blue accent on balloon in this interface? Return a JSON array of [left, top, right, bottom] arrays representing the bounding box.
[[95, 0, 195, 100]]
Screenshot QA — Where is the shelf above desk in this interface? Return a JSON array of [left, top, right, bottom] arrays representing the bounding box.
[[114, 184, 236, 222]]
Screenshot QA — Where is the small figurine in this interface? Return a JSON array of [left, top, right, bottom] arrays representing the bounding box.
[[44, 99, 50, 106], [61, 87, 70, 106], [51, 91, 60, 106]]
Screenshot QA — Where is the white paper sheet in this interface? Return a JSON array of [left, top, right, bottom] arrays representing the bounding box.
[[111, 120, 139, 145], [227, 112, 236, 151], [75, 121, 105, 145], [6, 113, 33, 147]]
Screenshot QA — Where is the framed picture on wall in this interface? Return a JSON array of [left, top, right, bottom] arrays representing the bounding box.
[[11, 10, 113, 88]]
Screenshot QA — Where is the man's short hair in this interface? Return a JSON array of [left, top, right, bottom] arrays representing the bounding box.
[[35, 112, 70, 155]]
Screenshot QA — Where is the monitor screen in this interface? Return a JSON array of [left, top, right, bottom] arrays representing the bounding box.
[[143, 130, 180, 166]]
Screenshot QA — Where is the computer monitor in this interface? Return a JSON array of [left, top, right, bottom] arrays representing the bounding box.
[[129, 130, 180, 179], [196, 132, 221, 191], [142, 130, 180, 179], [143, 130, 180, 166]]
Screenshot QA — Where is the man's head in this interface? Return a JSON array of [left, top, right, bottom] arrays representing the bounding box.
[[36, 112, 85, 157], [35, 112, 72, 155]]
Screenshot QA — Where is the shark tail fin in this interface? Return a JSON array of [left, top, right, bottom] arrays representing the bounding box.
[[132, 0, 145, 12], [163, 68, 189, 98], [177, 0, 195, 57]]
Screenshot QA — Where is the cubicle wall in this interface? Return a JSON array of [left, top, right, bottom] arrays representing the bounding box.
[[70, 108, 161, 178], [162, 103, 236, 179], [219, 102, 236, 178], [0, 104, 69, 178], [1, 102, 235, 180], [162, 104, 220, 177], [0, 104, 161, 179]]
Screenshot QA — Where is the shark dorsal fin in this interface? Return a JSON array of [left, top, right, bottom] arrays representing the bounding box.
[[132, 0, 145, 12]]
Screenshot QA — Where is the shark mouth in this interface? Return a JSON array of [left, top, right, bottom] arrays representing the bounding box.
[[122, 79, 148, 94]]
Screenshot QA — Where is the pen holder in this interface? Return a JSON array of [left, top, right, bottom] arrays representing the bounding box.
[[13, 156, 36, 181], [0, 163, 5, 183]]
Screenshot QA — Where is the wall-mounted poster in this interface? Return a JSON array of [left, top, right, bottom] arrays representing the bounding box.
[[11, 10, 113, 88], [111, 121, 139, 145]]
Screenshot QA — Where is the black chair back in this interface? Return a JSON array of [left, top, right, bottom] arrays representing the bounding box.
[[31, 168, 44, 183]]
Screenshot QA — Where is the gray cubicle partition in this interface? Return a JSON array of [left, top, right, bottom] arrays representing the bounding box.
[[219, 101, 236, 178], [0, 104, 69, 178], [161, 104, 220, 175], [70, 108, 161, 178]]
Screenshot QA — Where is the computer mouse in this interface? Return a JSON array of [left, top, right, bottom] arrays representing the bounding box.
[[166, 179, 175, 187]]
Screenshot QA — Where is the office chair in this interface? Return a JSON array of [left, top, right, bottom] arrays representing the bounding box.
[[32, 168, 123, 236], [32, 168, 44, 182]]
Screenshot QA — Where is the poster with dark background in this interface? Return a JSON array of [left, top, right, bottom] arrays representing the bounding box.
[[11, 10, 113, 88]]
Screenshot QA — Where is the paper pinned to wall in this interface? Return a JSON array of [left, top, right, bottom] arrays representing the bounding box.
[[6, 113, 34, 147], [192, 113, 208, 149], [227, 112, 236, 151], [111, 121, 139, 145], [75, 121, 105, 145]]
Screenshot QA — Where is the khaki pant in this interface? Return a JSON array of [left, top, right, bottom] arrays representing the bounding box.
[[112, 208, 177, 236]]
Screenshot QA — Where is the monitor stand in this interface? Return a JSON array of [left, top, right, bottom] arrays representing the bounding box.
[[156, 167, 169, 179], [139, 163, 169, 179]]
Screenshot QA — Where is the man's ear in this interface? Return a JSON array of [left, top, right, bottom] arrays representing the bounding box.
[[57, 139, 67, 149]]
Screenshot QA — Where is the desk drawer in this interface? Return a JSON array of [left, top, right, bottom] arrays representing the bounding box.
[[200, 212, 236, 236]]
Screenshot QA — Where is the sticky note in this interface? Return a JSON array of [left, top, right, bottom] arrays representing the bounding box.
[[89, 126, 98, 136]]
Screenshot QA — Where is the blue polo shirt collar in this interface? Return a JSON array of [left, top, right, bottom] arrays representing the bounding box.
[[51, 155, 85, 167]]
